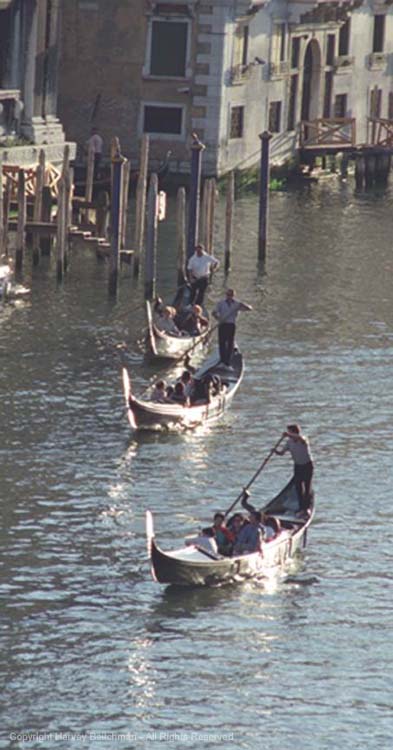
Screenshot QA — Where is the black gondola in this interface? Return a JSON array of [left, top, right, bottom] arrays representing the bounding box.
[[146, 479, 315, 587]]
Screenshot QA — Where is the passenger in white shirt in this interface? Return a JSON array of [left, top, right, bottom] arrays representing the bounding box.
[[187, 243, 219, 305], [275, 424, 314, 516]]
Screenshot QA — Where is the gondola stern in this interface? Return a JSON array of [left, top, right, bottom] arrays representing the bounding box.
[[146, 511, 159, 582]]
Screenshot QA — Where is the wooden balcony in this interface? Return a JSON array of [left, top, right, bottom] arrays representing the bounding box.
[[300, 118, 356, 149], [367, 117, 393, 147]]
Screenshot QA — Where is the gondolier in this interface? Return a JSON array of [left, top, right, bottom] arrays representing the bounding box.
[[274, 424, 314, 516], [187, 244, 219, 306], [213, 289, 252, 368]]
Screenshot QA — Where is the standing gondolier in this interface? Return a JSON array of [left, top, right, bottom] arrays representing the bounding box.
[[213, 289, 252, 369], [187, 244, 219, 306], [274, 424, 314, 516]]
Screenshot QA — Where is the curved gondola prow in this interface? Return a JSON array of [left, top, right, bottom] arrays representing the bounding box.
[[146, 511, 159, 582]]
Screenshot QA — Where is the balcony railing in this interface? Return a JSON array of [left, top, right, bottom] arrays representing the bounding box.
[[229, 63, 252, 85], [300, 118, 356, 148], [268, 61, 290, 80], [367, 52, 388, 71], [367, 117, 393, 147], [333, 55, 355, 73]]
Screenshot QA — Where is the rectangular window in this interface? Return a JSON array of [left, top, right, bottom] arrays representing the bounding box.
[[150, 20, 188, 77], [269, 101, 282, 133], [279, 23, 286, 62], [143, 105, 183, 135], [242, 26, 249, 66], [338, 19, 350, 56], [388, 92, 393, 120], [291, 38, 300, 69], [373, 15, 385, 53], [326, 34, 335, 66], [323, 72, 333, 117], [334, 94, 347, 118], [287, 75, 298, 131], [230, 106, 244, 138], [370, 88, 382, 118]]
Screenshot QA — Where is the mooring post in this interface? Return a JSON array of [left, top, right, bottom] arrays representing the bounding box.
[[0, 155, 3, 257], [258, 130, 272, 263], [134, 134, 149, 277], [41, 186, 53, 255], [15, 168, 26, 273], [3, 177, 10, 258], [355, 152, 365, 190], [365, 154, 376, 189], [56, 177, 66, 282], [32, 149, 45, 266], [120, 159, 131, 249], [176, 186, 186, 286], [145, 173, 158, 300], [207, 178, 216, 253], [96, 190, 110, 238], [187, 133, 205, 261], [108, 138, 125, 297], [224, 171, 234, 273]]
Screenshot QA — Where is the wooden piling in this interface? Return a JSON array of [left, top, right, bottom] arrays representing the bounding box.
[[85, 142, 95, 203], [108, 138, 125, 297], [207, 178, 216, 253], [258, 131, 272, 262], [224, 171, 234, 273], [96, 190, 110, 238], [32, 149, 46, 265], [375, 153, 390, 186], [200, 178, 209, 249], [56, 177, 66, 281], [365, 154, 376, 189], [41, 186, 53, 255], [15, 168, 26, 273], [187, 133, 205, 261], [3, 178, 11, 258], [176, 186, 186, 286], [121, 159, 131, 249], [144, 172, 158, 300], [0, 156, 3, 258], [133, 134, 149, 276], [355, 153, 365, 190]]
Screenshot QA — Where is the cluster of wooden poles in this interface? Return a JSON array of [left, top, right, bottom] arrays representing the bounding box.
[[0, 130, 272, 297]]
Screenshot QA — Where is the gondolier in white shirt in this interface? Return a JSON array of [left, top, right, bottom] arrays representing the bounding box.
[[274, 424, 314, 516], [187, 243, 219, 306], [213, 288, 252, 368]]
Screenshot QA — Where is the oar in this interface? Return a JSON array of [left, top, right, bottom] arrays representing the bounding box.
[[223, 435, 285, 519]]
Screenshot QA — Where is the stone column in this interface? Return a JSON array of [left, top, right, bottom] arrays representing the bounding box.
[[20, 0, 38, 140], [43, 0, 64, 143]]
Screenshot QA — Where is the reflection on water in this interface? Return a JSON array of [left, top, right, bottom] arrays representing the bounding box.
[[1, 184, 393, 748]]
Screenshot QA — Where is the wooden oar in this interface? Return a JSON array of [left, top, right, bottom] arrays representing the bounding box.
[[223, 435, 285, 519]]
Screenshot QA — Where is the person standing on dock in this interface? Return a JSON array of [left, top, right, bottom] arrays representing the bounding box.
[[274, 424, 314, 516], [86, 127, 104, 180], [187, 243, 219, 306], [213, 288, 252, 368]]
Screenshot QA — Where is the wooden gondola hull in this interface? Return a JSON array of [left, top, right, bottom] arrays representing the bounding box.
[[147, 480, 314, 587], [145, 299, 209, 362], [123, 350, 244, 431]]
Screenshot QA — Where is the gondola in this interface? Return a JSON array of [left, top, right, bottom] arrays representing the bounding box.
[[122, 349, 244, 431], [146, 478, 315, 587], [145, 299, 210, 362]]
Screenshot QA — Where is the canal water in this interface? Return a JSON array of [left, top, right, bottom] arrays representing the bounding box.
[[1, 180, 392, 750]]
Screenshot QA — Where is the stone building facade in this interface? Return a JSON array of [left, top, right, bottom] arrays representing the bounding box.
[[0, 0, 74, 166], [58, 0, 393, 176]]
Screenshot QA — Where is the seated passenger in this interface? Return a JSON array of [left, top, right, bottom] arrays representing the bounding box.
[[166, 385, 174, 400], [226, 512, 246, 541], [233, 511, 264, 555], [157, 306, 181, 336], [203, 512, 234, 556], [179, 370, 194, 399], [181, 304, 209, 336], [169, 381, 189, 405], [151, 380, 167, 403], [260, 513, 281, 540]]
